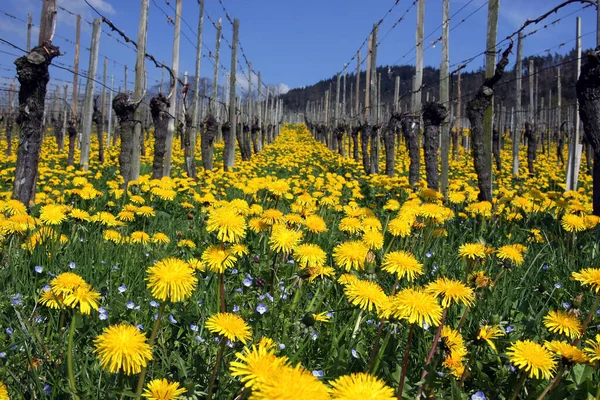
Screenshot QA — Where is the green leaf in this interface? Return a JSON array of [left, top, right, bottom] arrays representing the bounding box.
[[572, 364, 593, 386]]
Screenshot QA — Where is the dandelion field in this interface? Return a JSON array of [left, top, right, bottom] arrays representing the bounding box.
[[0, 125, 599, 399]]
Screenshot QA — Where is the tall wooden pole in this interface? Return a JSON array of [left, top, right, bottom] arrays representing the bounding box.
[[257, 71, 262, 150], [124, 65, 128, 92], [163, 0, 182, 177], [211, 18, 222, 115], [193, 0, 204, 133], [80, 18, 101, 170], [71, 15, 81, 124], [457, 70, 462, 156], [107, 75, 114, 147], [567, 17, 582, 191], [224, 19, 239, 171], [355, 50, 361, 119], [335, 72, 341, 126], [413, 0, 425, 115], [130, 0, 149, 180], [26, 14, 32, 52], [482, 0, 499, 200], [394, 76, 400, 112], [557, 65, 561, 154], [365, 35, 372, 120], [101, 57, 107, 136], [440, 0, 450, 194], [513, 32, 523, 176], [342, 64, 347, 119], [369, 24, 379, 174], [529, 59, 535, 123]]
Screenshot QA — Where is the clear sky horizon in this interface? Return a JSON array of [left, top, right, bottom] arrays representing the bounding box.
[[0, 0, 597, 97]]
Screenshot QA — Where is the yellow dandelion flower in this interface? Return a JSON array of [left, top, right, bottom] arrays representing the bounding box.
[[146, 258, 197, 302], [151, 232, 170, 244], [142, 379, 186, 400], [584, 334, 600, 362], [294, 244, 327, 269], [442, 326, 467, 357], [362, 230, 384, 250], [50, 272, 86, 296], [333, 241, 369, 271], [458, 243, 487, 260], [339, 217, 363, 235], [544, 341, 588, 364], [307, 265, 335, 282], [0, 382, 8, 400], [477, 325, 503, 352], [391, 287, 442, 326], [426, 277, 475, 308], [39, 289, 64, 309], [137, 206, 156, 217], [177, 239, 196, 249], [249, 364, 330, 400], [94, 324, 153, 375], [329, 372, 395, 399], [507, 340, 557, 379], [230, 341, 289, 389], [269, 225, 303, 254], [561, 214, 586, 232], [304, 214, 328, 234], [130, 231, 151, 245], [543, 310, 582, 339], [103, 229, 123, 244], [39, 204, 67, 225], [261, 209, 285, 226], [468, 271, 492, 289], [572, 267, 600, 293], [206, 206, 247, 243], [496, 244, 526, 266], [381, 251, 423, 281], [63, 283, 101, 315], [206, 313, 252, 344], [387, 217, 412, 237], [201, 245, 238, 274], [338, 273, 359, 286], [344, 280, 387, 312]]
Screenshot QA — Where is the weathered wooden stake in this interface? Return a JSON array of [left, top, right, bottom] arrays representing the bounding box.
[[440, 0, 450, 195], [163, 0, 182, 177], [80, 18, 101, 170], [513, 32, 523, 176], [224, 19, 239, 171]]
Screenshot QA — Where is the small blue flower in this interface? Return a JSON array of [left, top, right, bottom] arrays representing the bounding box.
[[43, 384, 51, 395], [287, 259, 295, 264], [11, 294, 23, 306], [227, 340, 234, 348], [312, 370, 324, 377], [554, 283, 562, 289], [235, 288, 243, 293], [278, 343, 286, 349], [423, 321, 430, 331], [471, 392, 486, 400], [258, 294, 265, 300], [99, 313, 108, 321], [169, 314, 178, 324], [6, 328, 13, 335], [233, 305, 240, 313], [112, 265, 120, 271], [311, 331, 319, 341], [195, 335, 205, 342], [126, 302, 136, 310], [68, 262, 76, 269], [327, 311, 335, 318], [243, 278, 252, 287], [0, 352, 6, 358], [426, 252, 433, 258], [266, 293, 274, 302], [231, 269, 238, 275], [118, 285, 127, 294], [431, 264, 439, 274], [150, 300, 159, 308], [506, 326, 514, 333], [34, 265, 44, 274], [190, 324, 199, 332], [42, 285, 51, 292], [136, 324, 144, 331], [34, 316, 44, 323], [542, 264, 549, 270], [256, 303, 268, 315], [562, 302, 571, 309], [351, 349, 359, 358]]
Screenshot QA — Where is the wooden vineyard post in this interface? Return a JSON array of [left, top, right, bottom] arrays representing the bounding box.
[[369, 24, 379, 175], [224, 18, 239, 171], [440, 0, 450, 195], [80, 18, 101, 171], [513, 32, 523, 176], [71, 14, 81, 131], [481, 0, 499, 201], [189, 0, 204, 175], [163, 0, 182, 178], [567, 17, 582, 191], [26, 14, 32, 52], [131, 0, 149, 181]]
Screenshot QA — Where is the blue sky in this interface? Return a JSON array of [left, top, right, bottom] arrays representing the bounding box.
[[0, 0, 597, 97]]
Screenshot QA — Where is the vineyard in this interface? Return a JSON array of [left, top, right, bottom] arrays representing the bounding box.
[[1, 0, 600, 399]]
